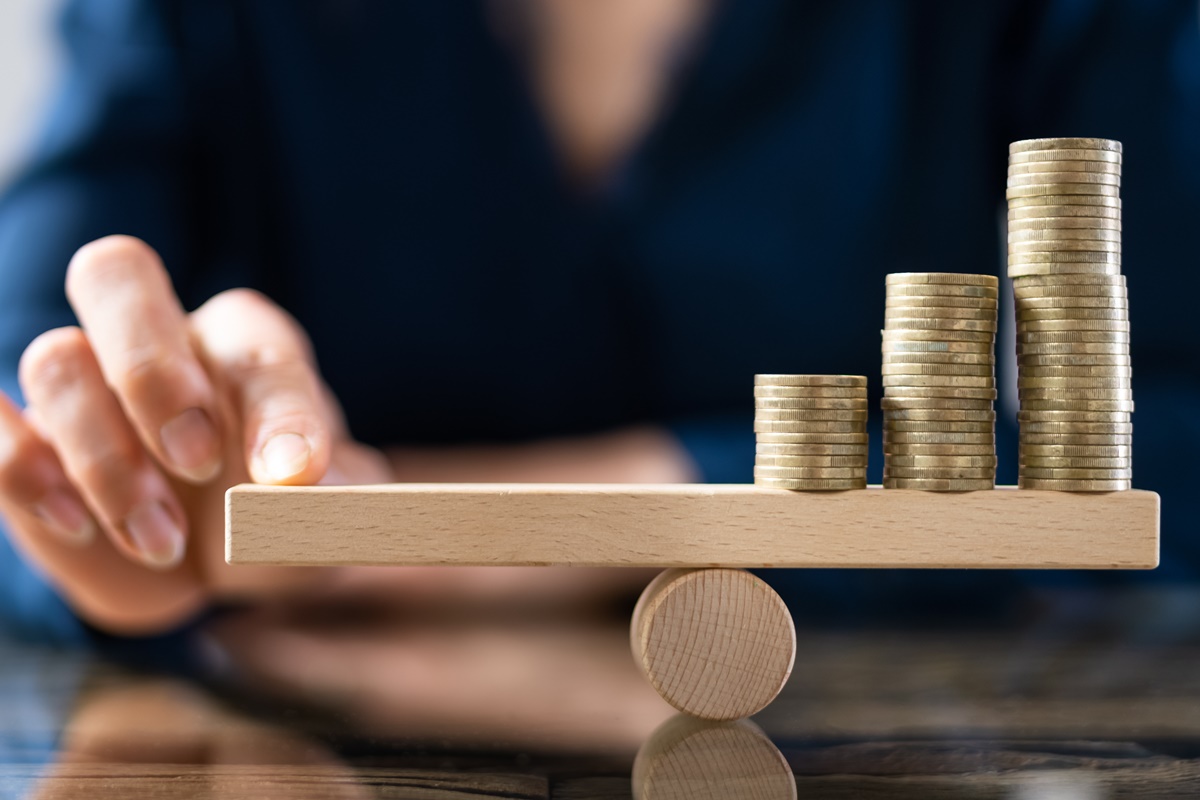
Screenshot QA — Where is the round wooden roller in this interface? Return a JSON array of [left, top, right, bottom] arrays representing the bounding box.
[[632, 713, 797, 800], [631, 568, 796, 721]]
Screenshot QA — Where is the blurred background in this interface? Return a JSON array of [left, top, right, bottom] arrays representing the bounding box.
[[0, 0, 58, 184]]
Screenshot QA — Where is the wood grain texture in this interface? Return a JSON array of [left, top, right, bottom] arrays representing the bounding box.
[[226, 484, 1160, 569], [632, 713, 796, 799], [631, 569, 795, 721]]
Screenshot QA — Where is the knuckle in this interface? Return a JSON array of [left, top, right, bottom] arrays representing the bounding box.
[[65, 235, 159, 300], [113, 345, 184, 399], [19, 327, 91, 397]]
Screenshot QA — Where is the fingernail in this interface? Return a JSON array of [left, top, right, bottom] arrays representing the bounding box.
[[160, 408, 221, 482], [125, 501, 185, 569], [34, 489, 95, 546], [260, 433, 311, 482]]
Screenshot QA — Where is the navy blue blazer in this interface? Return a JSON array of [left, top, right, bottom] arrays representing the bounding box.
[[1, 0, 1198, 643]]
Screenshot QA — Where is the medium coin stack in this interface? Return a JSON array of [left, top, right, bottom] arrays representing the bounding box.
[[1008, 137, 1132, 491], [754, 374, 868, 490], [881, 273, 998, 491]]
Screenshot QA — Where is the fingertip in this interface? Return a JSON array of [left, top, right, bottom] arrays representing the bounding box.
[[160, 407, 223, 483], [123, 500, 187, 570], [253, 432, 321, 485]]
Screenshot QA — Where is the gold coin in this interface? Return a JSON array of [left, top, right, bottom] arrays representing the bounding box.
[[1016, 307, 1127, 321], [754, 386, 867, 398], [884, 466, 995, 479], [1020, 416, 1131, 428], [1015, 296, 1128, 309], [753, 466, 865, 479], [1008, 159, 1122, 175], [884, 420, 995, 433], [755, 408, 868, 422], [884, 431, 995, 444], [1019, 365, 1132, 378], [1017, 330, 1130, 343], [1006, 182, 1121, 199], [1008, 206, 1122, 223], [754, 374, 867, 387], [1008, 216, 1121, 232], [883, 338, 995, 353], [1020, 390, 1135, 403], [882, 351, 995, 365], [883, 478, 995, 491], [1008, 193, 1121, 209], [1020, 399, 1134, 412], [755, 397, 869, 410], [881, 363, 994, 377], [882, 328, 995, 343], [1017, 377, 1131, 389], [1018, 354, 1131, 367], [754, 477, 867, 491], [1016, 342, 1130, 355], [885, 317, 998, 333], [1020, 434, 1132, 446], [756, 432, 870, 444], [885, 387, 998, 400], [1008, 251, 1122, 264], [882, 375, 995, 389], [1018, 410, 1131, 423], [1020, 456, 1130, 469], [1009, 147, 1122, 163], [886, 284, 999, 299], [884, 305, 998, 320], [1013, 272, 1125, 286], [754, 421, 866, 434], [756, 455, 868, 468], [1007, 171, 1120, 187], [1018, 478, 1130, 491], [886, 455, 997, 468], [1008, 265, 1123, 279], [1010, 137, 1122, 154], [883, 408, 995, 422], [1009, 239, 1121, 253], [756, 443, 869, 456], [1021, 467, 1132, 480], [885, 273, 999, 287], [1009, 227, 1122, 243], [880, 396, 995, 410], [1017, 319, 1129, 333], [1020, 444, 1130, 458], [884, 295, 998, 309], [885, 444, 997, 456]]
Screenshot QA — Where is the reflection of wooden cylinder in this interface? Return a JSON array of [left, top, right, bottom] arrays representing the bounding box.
[[631, 568, 796, 721], [632, 713, 797, 800]]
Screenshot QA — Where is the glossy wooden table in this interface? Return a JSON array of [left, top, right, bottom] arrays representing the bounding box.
[[4, 583, 1200, 798]]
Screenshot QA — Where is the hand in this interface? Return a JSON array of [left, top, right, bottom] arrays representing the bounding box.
[[0, 236, 390, 635]]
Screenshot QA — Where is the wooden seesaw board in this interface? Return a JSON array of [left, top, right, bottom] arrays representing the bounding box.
[[225, 484, 1160, 570]]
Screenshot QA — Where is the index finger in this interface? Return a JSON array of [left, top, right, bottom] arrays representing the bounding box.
[[65, 236, 222, 483]]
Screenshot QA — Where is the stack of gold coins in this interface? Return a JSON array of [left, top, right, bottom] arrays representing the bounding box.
[[753, 375, 868, 490], [1008, 137, 1132, 491], [881, 273, 998, 491]]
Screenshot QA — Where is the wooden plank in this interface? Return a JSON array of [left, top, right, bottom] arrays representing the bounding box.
[[225, 484, 1159, 570]]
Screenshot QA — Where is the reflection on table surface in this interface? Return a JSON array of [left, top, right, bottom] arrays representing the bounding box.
[[4, 585, 1200, 798]]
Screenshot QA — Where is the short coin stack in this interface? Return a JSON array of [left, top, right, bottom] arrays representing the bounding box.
[[754, 375, 868, 490], [881, 273, 998, 491], [1008, 137, 1132, 491]]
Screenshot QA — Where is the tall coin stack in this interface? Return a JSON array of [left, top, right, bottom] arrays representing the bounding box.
[[881, 273, 999, 491], [1008, 137, 1132, 491], [754, 375, 868, 490]]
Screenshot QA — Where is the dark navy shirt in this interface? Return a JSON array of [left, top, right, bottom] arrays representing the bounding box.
[[1, 0, 1198, 643]]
